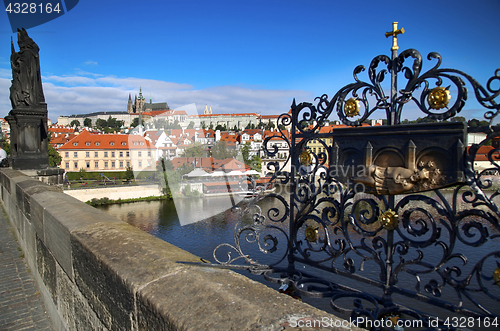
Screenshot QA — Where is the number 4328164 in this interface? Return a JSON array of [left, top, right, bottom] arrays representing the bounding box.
[[5, 3, 61, 14]]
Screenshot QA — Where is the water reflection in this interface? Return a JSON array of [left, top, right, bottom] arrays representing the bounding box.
[[97, 189, 500, 320]]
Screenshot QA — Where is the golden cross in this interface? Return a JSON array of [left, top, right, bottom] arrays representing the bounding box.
[[385, 22, 405, 51]]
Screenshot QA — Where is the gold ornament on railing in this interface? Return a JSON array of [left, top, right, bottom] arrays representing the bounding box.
[[427, 86, 451, 110], [299, 150, 312, 166], [305, 226, 319, 243], [344, 98, 360, 117], [494, 266, 500, 286], [379, 209, 399, 231]]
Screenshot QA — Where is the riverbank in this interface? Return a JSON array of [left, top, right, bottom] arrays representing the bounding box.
[[64, 184, 163, 202], [85, 195, 171, 206]]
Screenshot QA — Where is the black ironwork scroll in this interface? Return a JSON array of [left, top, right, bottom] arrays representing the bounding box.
[[197, 23, 500, 329]]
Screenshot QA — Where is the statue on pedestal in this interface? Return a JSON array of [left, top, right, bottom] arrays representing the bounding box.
[[10, 28, 45, 109], [6, 28, 49, 170]]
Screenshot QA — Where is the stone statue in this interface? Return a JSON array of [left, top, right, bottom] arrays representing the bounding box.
[[10, 28, 45, 109], [6, 28, 49, 170]]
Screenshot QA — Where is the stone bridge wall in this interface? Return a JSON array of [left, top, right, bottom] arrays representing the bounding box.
[[0, 169, 353, 331]]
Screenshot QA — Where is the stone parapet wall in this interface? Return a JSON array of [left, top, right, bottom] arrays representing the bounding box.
[[0, 168, 357, 331]]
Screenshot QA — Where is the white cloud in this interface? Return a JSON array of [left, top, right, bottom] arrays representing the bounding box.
[[84, 60, 98, 66], [0, 72, 314, 122]]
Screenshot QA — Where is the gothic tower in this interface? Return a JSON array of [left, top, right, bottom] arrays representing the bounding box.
[[127, 93, 133, 114], [204, 105, 212, 115], [136, 87, 145, 113]]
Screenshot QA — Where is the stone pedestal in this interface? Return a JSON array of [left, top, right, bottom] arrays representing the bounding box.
[[20, 168, 65, 187], [6, 106, 49, 170]]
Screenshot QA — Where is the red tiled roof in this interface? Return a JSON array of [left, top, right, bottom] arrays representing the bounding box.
[[58, 130, 153, 150], [49, 127, 75, 134]]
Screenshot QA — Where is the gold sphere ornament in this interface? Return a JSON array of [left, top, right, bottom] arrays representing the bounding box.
[[379, 209, 399, 231], [344, 98, 360, 117], [494, 266, 500, 286], [305, 226, 319, 243], [427, 86, 451, 110], [299, 150, 312, 166]]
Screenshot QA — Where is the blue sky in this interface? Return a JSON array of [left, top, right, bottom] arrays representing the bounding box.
[[1, 0, 499, 122]]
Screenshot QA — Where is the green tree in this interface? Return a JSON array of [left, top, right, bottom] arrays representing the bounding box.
[[163, 159, 174, 171], [96, 118, 107, 129], [211, 141, 238, 159], [450, 116, 466, 123], [78, 168, 87, 180], [2, 140, 10, 156], [468, 119, 479, 127], [249, 155, 262, 173], [48, 145, 62, 167], [70, 120, 80, 127], [131, 117, 140, 128], [266, 122, 276, 130], [187, 121, 195, 129], [125, 166, 134, 182], [182, 144, 206, 157], [240, 142, 251, 164], [83, 118, 92, 127]]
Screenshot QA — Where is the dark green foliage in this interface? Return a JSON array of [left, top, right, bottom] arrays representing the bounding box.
[[48, 145, 61, 167], [210, 141, 238, 159]]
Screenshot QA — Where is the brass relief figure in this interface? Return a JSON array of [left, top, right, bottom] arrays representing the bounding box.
[[353, 160, 442, 195]]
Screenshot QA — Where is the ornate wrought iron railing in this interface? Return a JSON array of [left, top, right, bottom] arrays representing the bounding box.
[[184, 23, 500, 329]]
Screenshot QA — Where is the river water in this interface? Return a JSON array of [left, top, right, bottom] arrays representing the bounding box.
[[96, 188, 500, 323]]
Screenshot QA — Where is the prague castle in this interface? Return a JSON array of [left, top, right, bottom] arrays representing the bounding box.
[[57, 89, 279, 130], [127, 88, 170, 114]]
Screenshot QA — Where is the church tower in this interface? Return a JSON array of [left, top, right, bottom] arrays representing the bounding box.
[[204, 105, 212, 115], [136, 87, 145, 113], [127, 93, 133, 114]]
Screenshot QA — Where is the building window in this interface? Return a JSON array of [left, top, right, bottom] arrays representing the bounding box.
[[126, 151, 130, 157], [111, 151, 115, 158], [119, 151, 123, 157], [94, 161, 99, 168], [65, 152, 69, 158], [138, 151, 142, 157], [119, 161, 123, 168], [86, 151, 89, 157], [121, 142, 126, 146], [86, 161, 90, 169], [86, 142, 90, 146], [104, 161, 108, 168], [140, 142, 144, 146], [111, 161, 115, 168], [74, 162, 78, 169], [126, 161, 130, 167], [110, 142, 115, 146], [65, 162, 69, 169], [94, 151, 98, 158], [148, 151, 151, 157], [73, 142, 78, 146], [104, 151, 108, 157], [138, 161, 142, 167], [96, 142, 100, 146], [73, 152, 78, 158]]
